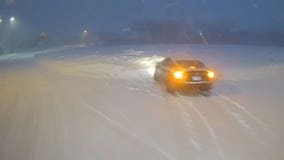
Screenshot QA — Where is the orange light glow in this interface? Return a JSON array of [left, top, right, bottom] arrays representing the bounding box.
[[173, 70, 184, 79], [207, 71, 215, 79]]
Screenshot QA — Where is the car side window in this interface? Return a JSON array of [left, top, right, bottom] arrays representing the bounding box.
[[162, 58, 174, 67]]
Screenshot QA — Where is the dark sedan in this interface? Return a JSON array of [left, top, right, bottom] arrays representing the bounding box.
[[154, 57, 216, 93]]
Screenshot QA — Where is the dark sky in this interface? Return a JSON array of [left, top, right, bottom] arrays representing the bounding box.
[[1, 0, 284, 38]]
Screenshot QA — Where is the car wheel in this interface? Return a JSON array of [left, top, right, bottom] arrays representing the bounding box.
[[166, 82, 176, 93]]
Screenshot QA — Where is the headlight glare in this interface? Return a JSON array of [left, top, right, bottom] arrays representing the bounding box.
[[173, 70, 184, 79], [207, 71, 215, 79]]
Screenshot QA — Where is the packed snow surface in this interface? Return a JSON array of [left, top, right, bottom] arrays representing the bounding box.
[[0, 44, 283, 160]]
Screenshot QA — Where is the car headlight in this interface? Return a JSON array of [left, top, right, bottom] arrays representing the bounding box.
[[173, 70, 185, 79], [207, 71, 215, 79]]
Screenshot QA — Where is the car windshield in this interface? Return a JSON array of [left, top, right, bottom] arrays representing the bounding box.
[[176, 60, 205, 68]]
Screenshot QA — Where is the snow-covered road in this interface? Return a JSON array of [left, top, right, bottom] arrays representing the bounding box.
[[0, 45, 283, 160]]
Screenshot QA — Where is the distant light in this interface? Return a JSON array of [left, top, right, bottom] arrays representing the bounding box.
[[7, 0, 15, 5], [0, 18, 2, 23], [10, 16, 15, 22], [252, 3, 258, 8], [83, 30, 88, 33]]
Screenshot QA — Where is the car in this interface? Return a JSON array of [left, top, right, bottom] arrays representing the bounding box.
[[154, 57, 216, 93]]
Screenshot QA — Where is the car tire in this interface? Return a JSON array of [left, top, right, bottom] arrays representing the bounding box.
[[166, 82, 176, 93]]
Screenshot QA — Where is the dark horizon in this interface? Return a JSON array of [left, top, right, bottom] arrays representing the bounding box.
[[1, 0, 283, 34], [0, 0, 284, 50]]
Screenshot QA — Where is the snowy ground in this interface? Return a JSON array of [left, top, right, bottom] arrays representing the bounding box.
[[0, 44, 283, 160]]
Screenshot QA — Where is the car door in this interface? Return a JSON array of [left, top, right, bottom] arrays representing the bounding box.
[[160, 58, 174, 80]]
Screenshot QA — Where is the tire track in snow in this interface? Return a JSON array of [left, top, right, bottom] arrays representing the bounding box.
[[170, 97, 203, 152], [81, 101, 177, 160], [177, 96, 226, 160], [214, 92, 273, 135], [208, 95, 259, 137], [198, 95, 267, 145]]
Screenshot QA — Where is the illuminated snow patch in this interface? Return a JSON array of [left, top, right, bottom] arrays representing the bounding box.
[[0, 53, 35, 61], [130, 55, 165, 76], [123, 49, 144, 56], [147, 67, 156, 76], [133, 56, 165, 66]]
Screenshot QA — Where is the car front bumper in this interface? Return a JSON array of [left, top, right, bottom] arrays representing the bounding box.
[[168, 80, 213, 90], [185, 81, 212, 85]]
